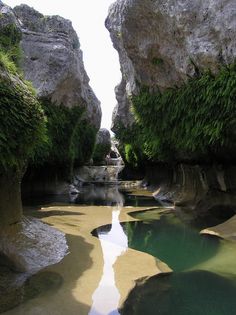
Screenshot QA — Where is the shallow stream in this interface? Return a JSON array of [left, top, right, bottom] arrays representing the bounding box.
[[2, 184, 236, 315]]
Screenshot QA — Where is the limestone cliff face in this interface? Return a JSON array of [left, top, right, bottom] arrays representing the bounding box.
[[106, 0, 236, 130], [0, 1, 19, 30], [14, 4, 101, 128]]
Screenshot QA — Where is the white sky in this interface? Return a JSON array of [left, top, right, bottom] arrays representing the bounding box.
[[4, 0, 121, 131]]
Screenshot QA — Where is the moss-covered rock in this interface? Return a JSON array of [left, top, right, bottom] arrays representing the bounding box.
[[0, 72, 46, 173], [115, 64, 236, 166], [31, 99, 97, 174], [0, 70, 46, 225]]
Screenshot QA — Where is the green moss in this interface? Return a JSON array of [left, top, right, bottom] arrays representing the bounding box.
[[0, 20, 47, 174], [72, 118, 97, 167], [115, 64, 236, 165], [93, 142, 111, 163], [152, 57, 164, 66], [131, 64, 236, 163], [0, 75, 47, 172], [31, 100, 97, 175], [0, 21, 97, 177], [0, 51, 18, 74], [0, 24, 22, 66], [114, 121, 146, 167], [125, 143, 139, 167]]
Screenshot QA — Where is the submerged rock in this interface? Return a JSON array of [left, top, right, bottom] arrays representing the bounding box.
[[14, 4, 101, 128]]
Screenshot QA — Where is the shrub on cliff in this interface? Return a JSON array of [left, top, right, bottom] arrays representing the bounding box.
[[114, 122, 146, 168], [93, 143, 111, 163], [30, 99, 97, 174], [0, 18, 47, 173], [0, 23, 22, 59], [0, 72, 46, 173], [129, 64, 236, 164]]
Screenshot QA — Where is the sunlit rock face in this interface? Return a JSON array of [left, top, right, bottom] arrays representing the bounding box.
[[111, 78, 135, 133], [14, 4, 101, 128], [96, 128, 111, 149], [0, 217, 68, 273], [106, 0, 236, 128], [0, 216, 67, 313], [0, 1, 20, 29]]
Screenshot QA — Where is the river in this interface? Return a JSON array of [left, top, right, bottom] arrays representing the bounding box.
[[2, 184, 236, 315]]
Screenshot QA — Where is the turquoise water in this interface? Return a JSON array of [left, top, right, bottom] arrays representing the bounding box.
[[120, 209, 236, 315], [124, 210, 220, 272], [3, 187, 236, 314], [94, 207, 236, 315]]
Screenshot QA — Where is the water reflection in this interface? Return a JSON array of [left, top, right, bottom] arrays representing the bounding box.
[[89, 204, 128, 315], [124, 210, 220, 272], [75, 184, 125, 206]]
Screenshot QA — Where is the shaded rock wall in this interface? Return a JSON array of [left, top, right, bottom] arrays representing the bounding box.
[[145, 164, 236, 215]]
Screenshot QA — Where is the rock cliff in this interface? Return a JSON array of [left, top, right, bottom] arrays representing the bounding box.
[[106, 0, 236, 212], [106, 0, 236, 133], [0, 0, 99, 276], [14, 4, 101, 128]]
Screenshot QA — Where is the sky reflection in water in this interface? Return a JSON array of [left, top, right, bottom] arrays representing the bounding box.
[[89, 205, 128, 315]]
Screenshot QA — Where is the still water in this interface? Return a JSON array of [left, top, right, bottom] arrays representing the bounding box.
[[2, 184, 236, 315]]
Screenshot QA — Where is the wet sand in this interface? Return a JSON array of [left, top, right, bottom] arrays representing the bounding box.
[[3, 204, 171, 315]]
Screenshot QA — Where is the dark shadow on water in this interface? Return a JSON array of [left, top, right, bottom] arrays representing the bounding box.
[[23, 186, 162, 208], [121, 270, 236, 315], [24, 271, 63, 300]]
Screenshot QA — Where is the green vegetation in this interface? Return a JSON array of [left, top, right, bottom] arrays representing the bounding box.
[[93, 142, 111, 163], [113, 122, 145, 167], [115, 64, 236, 166], [0, 21, 97, 178], [31, 99, 97, 175], [0, 23, 22, 74], [0, 50, 18, 74], [0, 21, 48, 173], [151, 57, 164, 66], [0, 75, 46, 172], [0, 24, 22, 67]]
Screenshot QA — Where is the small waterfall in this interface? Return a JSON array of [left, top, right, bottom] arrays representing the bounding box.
[[73, 142, 124, 185]]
